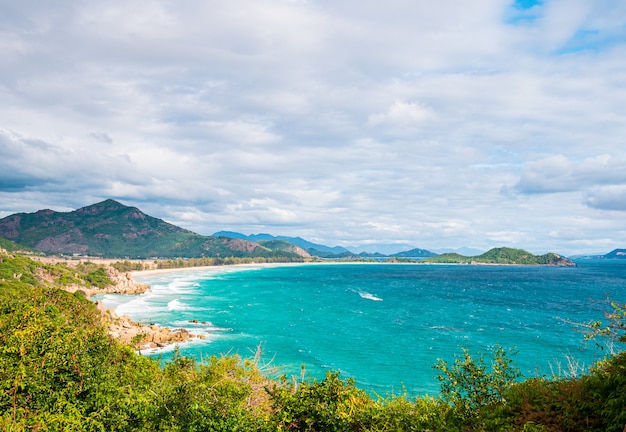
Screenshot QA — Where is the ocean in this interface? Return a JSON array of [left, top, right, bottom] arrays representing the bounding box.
[[96, 260, 626, 396]]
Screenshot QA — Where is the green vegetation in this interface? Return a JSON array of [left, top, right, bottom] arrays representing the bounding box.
[[2, 251, 625, 430], [0, 253, 112, 289], [422, 247, 575, 266], [0, 236, 37, 254], [155, 255, 304, 270], [111, 260, 148, 272], [0, 200, 307, 260], [434, 346, 522, 425]]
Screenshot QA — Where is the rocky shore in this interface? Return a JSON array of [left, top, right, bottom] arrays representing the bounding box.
[[56, 264, 206, 350], [95, 300, 205, 350], [89, 267, 206, 350]]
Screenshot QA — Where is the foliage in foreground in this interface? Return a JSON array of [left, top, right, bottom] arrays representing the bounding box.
[[1, 252, 626, 431]]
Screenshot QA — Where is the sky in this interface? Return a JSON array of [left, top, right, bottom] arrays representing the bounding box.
[[1, 0, 626, 255]]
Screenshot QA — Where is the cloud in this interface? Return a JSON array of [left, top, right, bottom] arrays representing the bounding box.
[[514, 154, 574, 194], [515, 154, 626, 195], [368, 101, 435, 128], [0, 129, 144, 195], [584, 186, 626, 211], [88, 132, 113, 144], [1, 0, 626, 254]]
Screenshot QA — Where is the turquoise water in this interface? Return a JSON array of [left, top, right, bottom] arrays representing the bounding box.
[[97, 261, 626, 395]]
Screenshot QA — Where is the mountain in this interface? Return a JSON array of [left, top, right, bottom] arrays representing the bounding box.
[[421, 247, 575, 266], [604, 249, 626, 259], [433, 247, 484, 256], [214, 232, 443, 259], [0, 200, 304, 259], [391, 248, 437, 258], [346, 243, 415, 255], [257, 240, 311, 258], [214, 231, 351, 256]]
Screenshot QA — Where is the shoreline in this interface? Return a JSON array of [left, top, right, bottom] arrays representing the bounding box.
[[129, 261, 306, 278], [108, 262, 312, 352], [128, 259, 575, 280]]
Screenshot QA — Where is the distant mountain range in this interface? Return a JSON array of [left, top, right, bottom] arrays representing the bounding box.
[[0, 200, 440, 259], [570, 249, 626, 260], [213, 231, 351, 257], [0, 200, 306, 259], [433, 247, 485, 256], [604, 249, 626, 259], [0, 200, 623, 262], [213, 232, 438, 258]]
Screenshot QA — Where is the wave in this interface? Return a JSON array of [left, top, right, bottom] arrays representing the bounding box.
[[358, 291, 383, 301], [164, 280, 199, 293], [115, 295, 161, 316], [167, 299, 190, 311]]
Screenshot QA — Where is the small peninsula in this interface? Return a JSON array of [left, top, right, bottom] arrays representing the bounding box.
[[420, 247, 576, 266]]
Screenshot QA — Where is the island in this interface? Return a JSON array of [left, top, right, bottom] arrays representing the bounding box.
[[420, 247, 576, 266]]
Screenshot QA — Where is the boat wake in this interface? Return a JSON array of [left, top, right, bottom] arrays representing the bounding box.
[[358, 291, 383, 301]]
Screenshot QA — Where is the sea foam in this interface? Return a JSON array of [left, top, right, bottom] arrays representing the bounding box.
[[358, 291, 383, 301]]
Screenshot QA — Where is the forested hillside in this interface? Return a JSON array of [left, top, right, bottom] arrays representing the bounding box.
[[0, 200, 307, 259]]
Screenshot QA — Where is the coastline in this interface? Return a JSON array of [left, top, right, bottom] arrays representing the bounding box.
[[100, 260, 579, 351], [129, 261, 306, 278], [129, 259, 575, 280]]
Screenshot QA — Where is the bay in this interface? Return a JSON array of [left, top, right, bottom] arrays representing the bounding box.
[[96, 260, 626, 396]]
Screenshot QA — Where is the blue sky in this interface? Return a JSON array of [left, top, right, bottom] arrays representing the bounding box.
[[1, 0, 626, 255]]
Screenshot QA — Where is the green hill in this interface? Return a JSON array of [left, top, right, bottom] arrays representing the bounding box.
[[422, 247, 575, 266], [392, 248, 437, 258], [258, 239, 312, 257], [0, 236, 37, 254], [0, 200, 303, 260]]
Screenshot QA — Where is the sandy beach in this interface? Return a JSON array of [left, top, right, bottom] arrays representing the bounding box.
[[129, 261, 307, 278]]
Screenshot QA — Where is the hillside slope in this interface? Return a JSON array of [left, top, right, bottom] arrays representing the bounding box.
[[0, 200, 301, 259], [214, 231, 351, 255]]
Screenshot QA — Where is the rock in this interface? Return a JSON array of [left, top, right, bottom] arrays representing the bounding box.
[[96, 300, 107, 315], [84, 264, 204, 349], [85, 267, 150, 296]]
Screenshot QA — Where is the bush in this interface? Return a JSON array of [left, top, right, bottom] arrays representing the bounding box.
[[111, 260, 145, 272], [147, 353, 271, 431], [268, 371, 369, 431], [501, 377, 602, 431], [434, 345, 522, 429], [584, 351, 626, 432]]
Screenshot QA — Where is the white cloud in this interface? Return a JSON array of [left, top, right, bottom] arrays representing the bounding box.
[[1, 0, 626, 254], [368, 101, 435, 127], [515, 154, 626, 196]]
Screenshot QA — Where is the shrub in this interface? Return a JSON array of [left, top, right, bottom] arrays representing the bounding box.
[[434, 345, 522, 429], [268, 371, 370, 431]]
